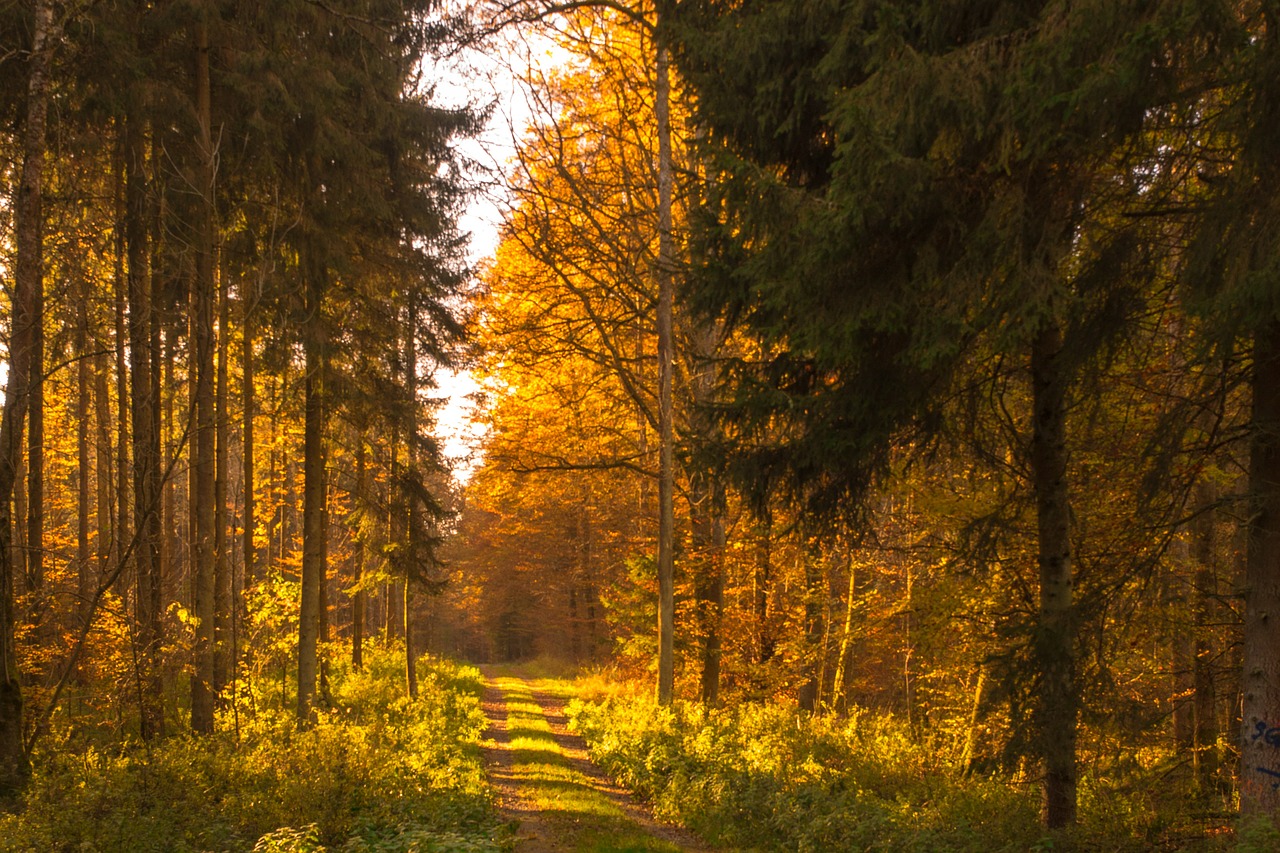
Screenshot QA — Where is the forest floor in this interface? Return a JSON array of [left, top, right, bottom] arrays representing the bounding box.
[[479, 669, 714, 853]]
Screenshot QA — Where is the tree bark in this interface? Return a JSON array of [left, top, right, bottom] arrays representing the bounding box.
[[297, 252, 327, 724], [126, 85, 164, 743], [1241, 318, 1280, 819], [76, 271, 92, 636], [189, 16, 217, 735], [214, 250, 231, 700], [1191, 479, 1218, 785], [403, 303, 419, 701], [0, 0, 53, 801], [654, 30, 676, 708], [352, 432, 365, 671], [243, 285, 256, 590], [1029, 320, 1077, 829]]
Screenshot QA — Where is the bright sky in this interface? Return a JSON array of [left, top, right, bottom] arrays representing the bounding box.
[[427, 12, 569, 484]]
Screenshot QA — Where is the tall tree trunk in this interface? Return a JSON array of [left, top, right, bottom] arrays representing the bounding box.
[[297, 251, 327, 724], [403, 303, 419, 701], [689, 321, 726, 705], [0, 0, 53, 800], [754, 521, 775, 666], [242, 287, 256, 591], [352, 431, 365, 671], [95, 313, 113, 584], [214, 250, 231, 700], [797, 550, 825, 713], [831, 555, 857, 713], [689, 471, 725, 705], [26, 217, 44, 604], [654, 31, 676, 708], [189, 16, 217, 735], [126, 86, 164, 743], [1191, 479, 1218, 785], [76, 272, 92, 635], [113, 144, 131, 588], [404, 580, 417, 699], [1241, 319, 1280, 819], [1029, 320, 1077, 829], [318, 475, 330, 706]]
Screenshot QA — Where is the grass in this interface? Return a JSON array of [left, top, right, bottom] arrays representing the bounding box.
[[490, 675, 682, 853], [568, 689, 1241, 853], [0, 648, 511, 852]]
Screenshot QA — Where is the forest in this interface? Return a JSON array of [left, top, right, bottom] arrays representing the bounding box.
[[4, 0, 1280, 851]]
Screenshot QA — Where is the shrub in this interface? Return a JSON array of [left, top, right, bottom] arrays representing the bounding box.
[[0, 650, 509, 853]]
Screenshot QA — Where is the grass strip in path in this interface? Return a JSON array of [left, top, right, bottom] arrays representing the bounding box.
[[482, 673, 703, 853]]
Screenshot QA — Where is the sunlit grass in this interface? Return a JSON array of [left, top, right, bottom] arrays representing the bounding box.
[[491, 676, 681, 853], [0, 650, 510, 852]]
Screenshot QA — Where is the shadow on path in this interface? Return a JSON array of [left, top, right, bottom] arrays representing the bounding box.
[[479, 670, 713, 853]]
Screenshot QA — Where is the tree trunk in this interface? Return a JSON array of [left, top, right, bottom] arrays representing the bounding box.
[[0, 0, 53, 801], [114, 145, 131, 586], [352, 432, 365, 671], [26, 220, 44, 603], [76, 271, 92, 636], [1241, 318, 1280, 819], [214, 251, 231, 700], [404, 579, 417, 699], [243, 286, 256, 590], [126, 90, 164, 743], [754, 521, 775, 666], [297, 253, 327, 724], [1191, 479, 1218, 785], [189, 16, 217, 735], [95, 310, 113, 585], [403, 303, 419, 701], [1029, 320, 1077, 829], [654, 32, 676, 708]]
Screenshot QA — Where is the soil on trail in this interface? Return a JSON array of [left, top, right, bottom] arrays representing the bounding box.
[[479, 671, 713, 853]]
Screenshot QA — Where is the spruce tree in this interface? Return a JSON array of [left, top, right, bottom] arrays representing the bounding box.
[[666, 0, 1210, 827]]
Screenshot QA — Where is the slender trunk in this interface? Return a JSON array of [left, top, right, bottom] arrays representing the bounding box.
[[1169, 535, 1194, 748], [961, 668, 988, 775], [95, 317, 113, 584], [403, 304, 418, 701], [754, 522, 774, 665], [1241, 319, 1280, 818], [214, 250, 230, 700], [76, 274, 92, 635], [114, 146, 131, 586], [242, 288, 256, 590], [352, 432, 365, 671], [189, 16, 217, 735], [654, 31, 676, 707], [1191, 479, 1218, 784], [297, 252, 327, 724], [404, 580, 417, 699], [0, 0, 53, 800], [831, 557, 857, 713], [26, 225, 44, 602], [798, 551, 824, 712], [690, 473, 725, 705], [1030, 320, 1077, 829], [126, 100, 163, 742], [318, 476, 330, 705], [11, 453, 23, 606]]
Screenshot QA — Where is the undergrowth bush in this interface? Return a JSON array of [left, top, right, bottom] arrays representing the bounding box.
[[0, 647, 509, 852], [568, 691, 1235, 852]]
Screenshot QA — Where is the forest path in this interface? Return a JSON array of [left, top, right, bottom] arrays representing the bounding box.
[[479, 670, 714, 853]]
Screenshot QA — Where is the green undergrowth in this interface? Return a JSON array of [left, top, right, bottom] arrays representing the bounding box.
[[568, 690, 1235, 852], [1, 648, 510, 852]]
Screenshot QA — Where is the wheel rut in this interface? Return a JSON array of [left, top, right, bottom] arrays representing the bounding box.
[[478, 671, 712, 852]]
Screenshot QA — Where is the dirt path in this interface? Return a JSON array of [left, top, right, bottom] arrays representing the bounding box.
[[480, 672, 713, 853]]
